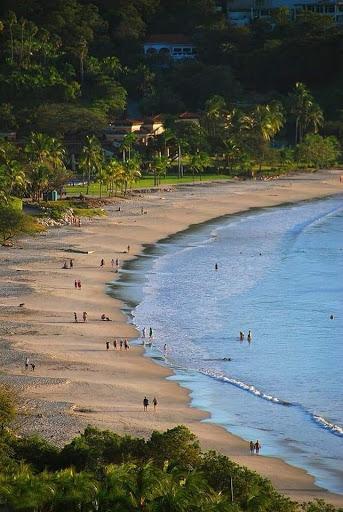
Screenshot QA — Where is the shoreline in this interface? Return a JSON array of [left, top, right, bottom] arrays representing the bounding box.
[[1, 170, 343, 505]]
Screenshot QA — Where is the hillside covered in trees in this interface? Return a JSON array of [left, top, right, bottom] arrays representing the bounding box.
[[0, 0, 342, 213], [0, 0, 342, 137]]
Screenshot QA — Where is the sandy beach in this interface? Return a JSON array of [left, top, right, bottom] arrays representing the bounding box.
[[1, 170, 342, 506]]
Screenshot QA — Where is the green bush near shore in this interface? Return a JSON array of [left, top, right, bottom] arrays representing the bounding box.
[[0, 423, 340, 512], [0, 206, 45, 244]]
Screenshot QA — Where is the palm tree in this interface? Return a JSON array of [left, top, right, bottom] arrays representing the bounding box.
[[187, 152, 211, 181], [1, 161, 28, 196], [0, 141, 28, 197], [120, 132, 137, 162], [77, 37, 88, 83], [289, 82, 324, 144], [53, 468, 98, 512], [151, 155, 170, 186], [79, 136, 103, 195], [203, 95, 227, 138], [2, 463, 55, 511], [123, 157, 141, 195], [251, 102, 285, 143], [25, 133, 66, 201], [104, 158, 125, 196], [305, 102, 324, 136], [7, 11, 17, 64]]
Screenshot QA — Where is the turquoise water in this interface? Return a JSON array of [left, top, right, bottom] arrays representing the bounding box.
[[112, 196, 343, 493]]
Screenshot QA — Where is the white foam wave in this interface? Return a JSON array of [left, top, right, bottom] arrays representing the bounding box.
[[199, 368, 291, 406], [312, 415, 343, 437]]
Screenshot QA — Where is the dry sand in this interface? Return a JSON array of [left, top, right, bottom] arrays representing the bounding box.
[[1, 170, 343, 505]]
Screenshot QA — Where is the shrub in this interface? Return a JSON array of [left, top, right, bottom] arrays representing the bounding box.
[[0, 384, 17, 428]]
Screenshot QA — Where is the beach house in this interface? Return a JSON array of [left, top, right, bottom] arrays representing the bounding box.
[[143, 34, 197, 60]]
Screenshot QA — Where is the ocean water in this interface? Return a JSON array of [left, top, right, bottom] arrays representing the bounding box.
[[111, 196, 343, 494]]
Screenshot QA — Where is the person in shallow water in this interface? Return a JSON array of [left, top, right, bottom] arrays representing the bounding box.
[[215, 263, 218, 270], [240, 331, 244, 341], [247, 330, 252, 342]]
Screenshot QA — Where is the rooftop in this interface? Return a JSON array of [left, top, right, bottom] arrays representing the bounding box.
[[145, 34, 194, 45]]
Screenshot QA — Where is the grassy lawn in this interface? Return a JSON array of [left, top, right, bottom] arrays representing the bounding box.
[[65, 174, 233, 197]]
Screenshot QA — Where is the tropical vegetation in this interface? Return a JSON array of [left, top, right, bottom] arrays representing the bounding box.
[[0, 387, 340, 512]]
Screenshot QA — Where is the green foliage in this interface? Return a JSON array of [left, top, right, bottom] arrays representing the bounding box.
[[146, 425, 202, 469], [0, 206, 28, 243], [11, 436, 60, 472], [59, 426, 146, 471], [296, 134, 340, 168], [0, 425, 338, 512], [0, 385, 17, 428]]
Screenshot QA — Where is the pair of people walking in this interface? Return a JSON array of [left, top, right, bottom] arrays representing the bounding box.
[[74, 312, 87, 323], [249, 440, 261, 455], [74, 280, 82, 289], [143, 396, 158, 411]]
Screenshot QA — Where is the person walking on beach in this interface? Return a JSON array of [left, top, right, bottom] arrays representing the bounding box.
[[77, 280, 82, 289], [127, 245, 130, 253], [142, 327, 146, 339], [143, 397, 149, 411], [25, 357, 29, 370], [120, 339, 123, 350], [113, 339, 117, 350], [255, 440, 261, 455], [153, 397, 158, 411], [111, 259, 114, 268], [249, 441, 255, 455], [31, 363, 35, 371], [100, 258, 105, 268], [74, 312, 78, 323], [82, 312, 87, 322], [74, 280, 78, 289], [106, 341, 110, 350], [70, 259, 74, 268], [247, 330, 252, 342]]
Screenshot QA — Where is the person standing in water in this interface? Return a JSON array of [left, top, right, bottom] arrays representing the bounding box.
[[247, 330, 252, 342], [149, 327, 153, 338], [215, 263, 218, 270], [142, 327, 146, 338], [240, 331, 244, 341]]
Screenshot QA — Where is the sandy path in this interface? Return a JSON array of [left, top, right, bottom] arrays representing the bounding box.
[[1, 171, 342, 505]]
